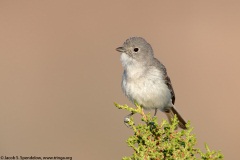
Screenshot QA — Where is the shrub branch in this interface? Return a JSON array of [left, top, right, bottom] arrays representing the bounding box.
[[114, 103, 223, 160]]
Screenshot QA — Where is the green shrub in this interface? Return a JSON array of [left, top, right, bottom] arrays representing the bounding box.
[[114, 103, 223, 160]]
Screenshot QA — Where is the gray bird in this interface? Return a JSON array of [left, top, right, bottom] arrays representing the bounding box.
[[116, 37, 187, 129]]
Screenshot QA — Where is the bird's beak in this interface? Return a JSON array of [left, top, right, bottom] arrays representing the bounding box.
[[116, 47, 126, 53]]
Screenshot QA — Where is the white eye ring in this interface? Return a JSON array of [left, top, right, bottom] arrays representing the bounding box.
[[133, 48, 139, 52]]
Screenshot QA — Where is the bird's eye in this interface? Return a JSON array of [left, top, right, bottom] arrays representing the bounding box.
[[133, 48, 139, 52]]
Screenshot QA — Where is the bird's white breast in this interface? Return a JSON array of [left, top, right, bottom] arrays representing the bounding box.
[[121, 54, 171, 111]]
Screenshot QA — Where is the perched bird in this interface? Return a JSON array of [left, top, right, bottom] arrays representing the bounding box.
[[116, 37, 187, 129]]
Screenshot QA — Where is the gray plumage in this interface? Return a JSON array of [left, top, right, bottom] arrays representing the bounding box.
[[116, 37, 186, 129]]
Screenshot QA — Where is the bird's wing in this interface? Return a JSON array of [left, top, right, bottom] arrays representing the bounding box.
[[153, 58, 176, 104], [164, 75, 175, 104]]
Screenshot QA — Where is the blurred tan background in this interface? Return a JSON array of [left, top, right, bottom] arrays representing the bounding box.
[[0, 0, 239, 159]]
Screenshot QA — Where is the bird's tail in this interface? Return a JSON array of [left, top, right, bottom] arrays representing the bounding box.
[[165, 106, 187, 129]]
